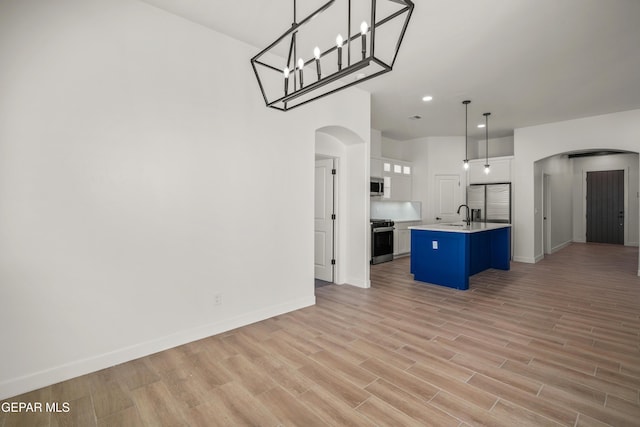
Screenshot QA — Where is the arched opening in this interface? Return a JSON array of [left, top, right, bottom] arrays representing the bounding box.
[[314, 126, 371, 288], [534, 150, 638, 263], [513, 110, 640, 276]]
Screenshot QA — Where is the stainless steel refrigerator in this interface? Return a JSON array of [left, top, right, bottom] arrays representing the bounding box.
[[467, 183, 511, 223]]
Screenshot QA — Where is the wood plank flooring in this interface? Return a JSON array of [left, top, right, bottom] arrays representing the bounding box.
[[2, 243, 640, 426]]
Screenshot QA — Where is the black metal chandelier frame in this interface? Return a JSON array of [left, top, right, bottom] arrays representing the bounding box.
[[251, 0, 414, 111]]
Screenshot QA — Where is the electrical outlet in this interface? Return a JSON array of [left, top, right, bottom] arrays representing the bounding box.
[[213, 293, 223, 306]]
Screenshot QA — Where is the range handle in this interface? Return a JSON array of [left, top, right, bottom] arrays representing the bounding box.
[[373, 226, 394, 233]]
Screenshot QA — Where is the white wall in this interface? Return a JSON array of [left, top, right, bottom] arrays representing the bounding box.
[[405, 137, 467, 223], [513, 109, 640, 275], [381, 136, 411, 161], [0, 0, 370, 399], [469, 136, 515, 160], [571, 153, 639, 246], [370, 128, 383, 158], [535, 155, 573, 254]]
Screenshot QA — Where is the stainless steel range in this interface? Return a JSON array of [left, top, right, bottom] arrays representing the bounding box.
[[371, 219, 394, 264]]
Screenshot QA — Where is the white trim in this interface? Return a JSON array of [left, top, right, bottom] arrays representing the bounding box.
[[549, 240, 572, 254], [0, 296, 315, 401], [345, 278, 370, 288], [513, 256, 538, 264], [543, 173, 551, 254]]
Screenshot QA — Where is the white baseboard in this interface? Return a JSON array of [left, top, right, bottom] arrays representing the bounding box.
[[512, 256, 537, 264], [346, 277, 370, 288], [550, 240, 572, 254], [0, 296, 315, 401], [574, 239, 638, 247]]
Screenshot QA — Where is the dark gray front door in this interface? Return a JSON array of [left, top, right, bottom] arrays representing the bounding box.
[[586, 170, 624, 244]]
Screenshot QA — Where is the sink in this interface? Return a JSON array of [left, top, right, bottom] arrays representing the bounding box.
[[441, 223, 465, 227]]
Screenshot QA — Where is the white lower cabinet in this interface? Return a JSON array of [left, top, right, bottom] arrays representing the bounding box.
[[394, 221, 421, 256], [398, 229, 411, 255], [393, 229, 400, 256]]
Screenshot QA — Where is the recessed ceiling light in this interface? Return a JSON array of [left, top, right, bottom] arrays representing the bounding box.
[[409, 115, 422, 120], [477, 123, 486, 128], [422, 95, 433, 102]]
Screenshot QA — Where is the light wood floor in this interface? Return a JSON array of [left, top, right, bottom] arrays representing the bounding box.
[[2, 243, 640, 426]]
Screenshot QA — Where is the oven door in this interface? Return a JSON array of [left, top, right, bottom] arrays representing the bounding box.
[[371, 226, 394, 264]]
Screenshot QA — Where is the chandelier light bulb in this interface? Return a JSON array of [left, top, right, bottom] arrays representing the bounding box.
[[314, 47, 322, 80], [297, 58, 304, 89], [283, 67, 290, 96], [463, 160, 469, 170], [484, 165, 491, 174], [336, 34, 343, 70], [360, 22, 368, 60]]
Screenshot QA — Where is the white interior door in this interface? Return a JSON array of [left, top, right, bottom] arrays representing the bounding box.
[[314, 158, 334, 282], [434, 174, 462, 222], [543, 174, 551, 254]]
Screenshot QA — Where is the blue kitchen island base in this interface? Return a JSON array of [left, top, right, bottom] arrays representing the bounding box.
[[410, 223, 511, 290]]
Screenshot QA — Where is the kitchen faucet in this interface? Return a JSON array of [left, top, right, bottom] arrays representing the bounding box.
[[457, 204, 471, 225]]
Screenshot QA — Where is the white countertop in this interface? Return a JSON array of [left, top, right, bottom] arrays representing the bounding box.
[[409, 222, 511, 234]]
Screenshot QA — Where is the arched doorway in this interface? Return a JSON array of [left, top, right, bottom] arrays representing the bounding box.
[[314, 126, 371, 288], [513, 109, 640, 275], [534, 151, 638, 260]]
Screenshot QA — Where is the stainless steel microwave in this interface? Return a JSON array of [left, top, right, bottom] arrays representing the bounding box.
[[370, 178, 384, 196]]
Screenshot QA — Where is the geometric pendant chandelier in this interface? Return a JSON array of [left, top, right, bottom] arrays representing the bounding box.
[[251, 0, 414, 111]]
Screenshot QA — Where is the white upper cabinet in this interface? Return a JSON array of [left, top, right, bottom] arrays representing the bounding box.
[[371, 158, 383, 178], [467, 157, 512, 184], [372, 157, 413, 201]]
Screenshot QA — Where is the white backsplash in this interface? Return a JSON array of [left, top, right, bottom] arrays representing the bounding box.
[[371, 201, 421, 221]]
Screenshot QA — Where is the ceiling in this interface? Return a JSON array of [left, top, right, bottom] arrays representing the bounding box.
[[140, 0, 640, 141]]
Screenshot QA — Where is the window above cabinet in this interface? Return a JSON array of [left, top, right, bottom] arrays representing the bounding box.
[[371, 157, 413, 178]]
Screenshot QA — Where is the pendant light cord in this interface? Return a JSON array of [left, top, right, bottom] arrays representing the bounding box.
[[483, 112, 491, 170], [462, 100, 470, 168], [485, 115, 488, 164], [465, 102, 468, 161]]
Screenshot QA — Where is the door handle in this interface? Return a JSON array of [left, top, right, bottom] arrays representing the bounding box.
[[435, 217, 442, 221]]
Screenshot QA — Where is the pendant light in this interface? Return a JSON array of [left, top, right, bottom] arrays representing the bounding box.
[[483, 112, 491, 174], [462, 100, 470, 170]]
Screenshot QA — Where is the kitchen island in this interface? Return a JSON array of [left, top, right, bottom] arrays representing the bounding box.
[[409, 222, 511, 290]]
